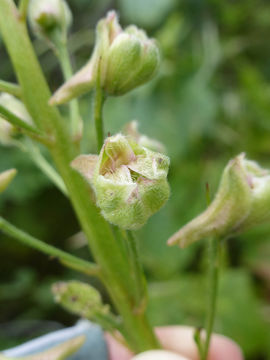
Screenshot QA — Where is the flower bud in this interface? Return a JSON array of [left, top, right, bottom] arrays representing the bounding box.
[[52, 281, 109, 319], [28, 0, 72, 44], [0, 93, 32, 145], [50, 10, 160, 104], [124, 121, 166, 153], [132, 350, 188, 360], [0, 169, 17, 194], [72, 134, 170, 230], [168, 153, 270, 248]]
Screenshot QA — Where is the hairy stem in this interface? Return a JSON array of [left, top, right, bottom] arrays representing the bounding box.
[[0, 216, 99, 276]]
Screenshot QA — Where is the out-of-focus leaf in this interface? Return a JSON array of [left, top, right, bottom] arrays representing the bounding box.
[[118, 0, 177, 28]]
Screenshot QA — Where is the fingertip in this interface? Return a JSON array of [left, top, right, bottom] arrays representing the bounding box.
[[208, 334, 244, 360], [104, 333, 132, 360]]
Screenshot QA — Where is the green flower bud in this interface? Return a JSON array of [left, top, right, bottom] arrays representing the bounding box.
[[124, 121, 166, 153], [52, 281, 109, 319], [0, 93, 32, 145], [28, 0, 72, 44], [72, 134, 170, 230], [0, 169, 17, 194], [168, 153, 270, 248], [50, 10, 160, 104]]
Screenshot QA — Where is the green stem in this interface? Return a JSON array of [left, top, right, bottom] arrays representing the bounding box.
[[202, 236, 220, 360], [0, 216, 99, 277], [57, 42, 82, 140], [0, 79, 21, 97], [93, 67, 105, 152], [126, 230, 147, 313], [0, 1, 159, 352], [194, 328, 204, 360], [0, 104, 42, 135], [19, 0, 29, 20], [25, 140, 68, 196]]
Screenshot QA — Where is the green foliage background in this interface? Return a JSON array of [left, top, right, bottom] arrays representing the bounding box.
[[1, 0, 270, 359]]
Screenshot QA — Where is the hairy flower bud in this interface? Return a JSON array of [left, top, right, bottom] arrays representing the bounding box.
[[72, 134, 170, 230], [52, 281, 109, 319], [0, 169, 17, 194], [28, 0, 72, 44], [168, 153, 270, 248], [50, 10, 160, 104]]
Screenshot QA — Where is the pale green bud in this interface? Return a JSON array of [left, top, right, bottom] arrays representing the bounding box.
[[72, 134, 170, 230], [168, 153, 270, 248], [28, 0, 72, 44], [124, 121, 166, 153], [50, 10, 160, 104], [52, 281, 109, 319], [132, 351, 188, 360], [0, 93, 31, 123], [0, 93, 32, 145], [0, 169, 17, 194], [0, 118, 14, 146]]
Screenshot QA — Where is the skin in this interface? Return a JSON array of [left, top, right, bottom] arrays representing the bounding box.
[[105, 326, 244, 360]]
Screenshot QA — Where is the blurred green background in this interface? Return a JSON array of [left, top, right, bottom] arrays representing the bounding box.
[[1, 0, 270, 359]]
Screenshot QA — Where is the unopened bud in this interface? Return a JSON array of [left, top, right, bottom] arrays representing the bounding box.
[[168, 153, 270, 248], [28, 0, 72, 45], [52, 281, 109, 319], [0, 169, 17, 194], [72, 134, 170, 230], [50, 10, 160, 104]]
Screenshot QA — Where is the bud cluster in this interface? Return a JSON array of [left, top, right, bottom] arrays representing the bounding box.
[[50, 11, 160, 104]]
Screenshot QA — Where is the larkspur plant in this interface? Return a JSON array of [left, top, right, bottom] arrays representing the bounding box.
[[0, 1, 268, 360]]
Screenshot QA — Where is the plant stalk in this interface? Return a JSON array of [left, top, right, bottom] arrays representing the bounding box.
[[202, 236, 220, 360], [57, 42, 82, 140], [126, 231, 147, 313], [25, 139, 68, 196], [93, 65, 105, 152], [0, 79, 21, 97], [0, 1, 159, 352], [0, 216, 99, 276]]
